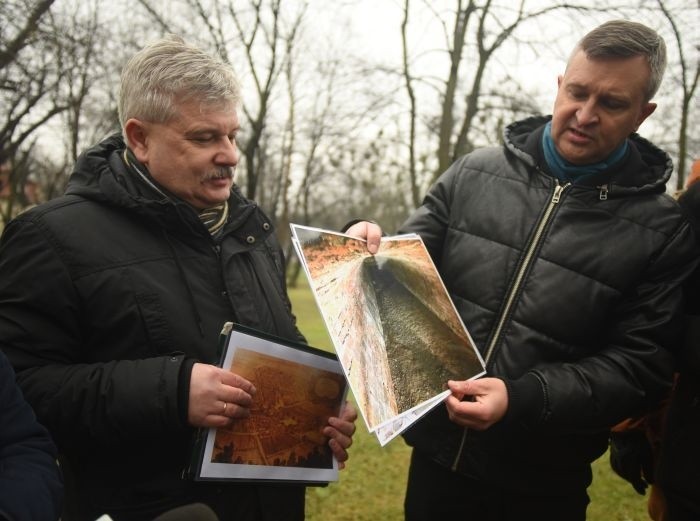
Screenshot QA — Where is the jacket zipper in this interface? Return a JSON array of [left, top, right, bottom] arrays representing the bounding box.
[[451, 181, 570, 472], [597, 184, 609, 200]]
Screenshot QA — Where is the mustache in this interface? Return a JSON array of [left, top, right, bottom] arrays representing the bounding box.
[[202, 167, 235, 181]]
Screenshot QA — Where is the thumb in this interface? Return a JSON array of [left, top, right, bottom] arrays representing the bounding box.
[[447, 379, 475, 399], [364, 222, 382, 254]]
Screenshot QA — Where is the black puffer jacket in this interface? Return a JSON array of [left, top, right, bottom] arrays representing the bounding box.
[[0, 134, 305, 521], [400, 116, 699, 494]]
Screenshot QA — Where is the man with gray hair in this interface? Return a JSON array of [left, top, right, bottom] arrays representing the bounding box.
[[348, 19, 698, 521], [0, 35, 358, 520]]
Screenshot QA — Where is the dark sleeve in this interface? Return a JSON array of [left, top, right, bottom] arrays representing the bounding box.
[[0, 218, 186, 449], [678, 184, 700, 375], [510, 219, 700, 430], [680, 270, 700, 375], [0, 350, 63, 521]]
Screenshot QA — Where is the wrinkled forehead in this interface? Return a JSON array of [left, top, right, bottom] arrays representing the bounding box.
[[562, 51, 650, 93]]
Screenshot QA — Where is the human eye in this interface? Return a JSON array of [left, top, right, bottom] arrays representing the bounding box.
[[567, 87, 587, 101], [601, 97, 628, 110], [188, 133, 215, 144]]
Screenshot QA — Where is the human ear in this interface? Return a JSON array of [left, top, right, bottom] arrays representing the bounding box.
[[124, 119, 150, 164], [635, 102, 657, 131]]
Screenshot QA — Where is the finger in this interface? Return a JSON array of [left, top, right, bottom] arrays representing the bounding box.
[[344, 221, 370, 239], [445, 402, 485, 429], [365, 224, 381, 254], [345, 222, 382, 254], [447, 379, 475, 397], [444, 394, 487, 429], [204, 415, 234, 428], [220, 385, 254, 408], [328, 437, 349, 468], [220, 370, 256, 395], [445, 399, 470, 424], [327, 415, 356, 437], [324, 422, 353, 452], [219, 400, 251, 420], [444, 393, 464, 412], [339, 402, 358, 423]]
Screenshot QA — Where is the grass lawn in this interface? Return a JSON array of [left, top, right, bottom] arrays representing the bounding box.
[[287, 283, 650, 521]]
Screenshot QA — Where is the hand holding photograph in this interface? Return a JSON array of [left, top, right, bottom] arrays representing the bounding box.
[[290, 224, 485, 445], [192, 324, 347, 483]]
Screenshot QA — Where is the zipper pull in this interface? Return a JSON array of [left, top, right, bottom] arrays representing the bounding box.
[[552, 183, 569, 204], [598, 184, 609, 201]]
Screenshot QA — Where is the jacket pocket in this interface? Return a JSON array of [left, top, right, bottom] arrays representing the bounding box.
[[133, 291, 175, 356]]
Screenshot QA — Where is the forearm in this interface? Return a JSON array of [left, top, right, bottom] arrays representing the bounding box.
[[14, 355, 187, 447]]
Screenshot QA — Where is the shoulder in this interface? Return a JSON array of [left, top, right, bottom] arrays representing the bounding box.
[[439, 146, 511, 181], [456, 146, 511, 171], [4, 194, 119, 240], [436, 146, 529, 199], [6, 195, 96, 233]]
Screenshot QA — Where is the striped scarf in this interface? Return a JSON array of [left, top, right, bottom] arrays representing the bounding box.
[[198, 202, 229, 236]]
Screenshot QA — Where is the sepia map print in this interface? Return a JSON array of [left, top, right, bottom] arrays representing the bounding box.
[[197, 326, 347, 482]]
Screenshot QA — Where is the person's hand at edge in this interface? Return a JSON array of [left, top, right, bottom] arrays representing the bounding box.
[[323, 401, 358, 469], [609, 429, 654, 495], [344, 221, 382, 254], [187, 363, 256, 428], [444, 378, 509, 430]]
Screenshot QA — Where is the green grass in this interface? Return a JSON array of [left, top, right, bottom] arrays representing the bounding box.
[[288, 282, 649, 520]]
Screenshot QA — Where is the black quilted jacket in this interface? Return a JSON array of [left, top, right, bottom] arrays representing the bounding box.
[[400, 116, 699, 494], [0, 134, 305, 521]]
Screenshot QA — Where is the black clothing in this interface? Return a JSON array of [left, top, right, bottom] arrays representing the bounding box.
[[655, 181, 700, 519], [0, 134, 305, 521], [399, 116, 699, 497], [0, 350, 63, 521], [404, 449, 588, 521]]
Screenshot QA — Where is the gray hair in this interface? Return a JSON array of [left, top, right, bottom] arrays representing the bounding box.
[[118, 35, 240, 134], [571, 20, 667, 101]]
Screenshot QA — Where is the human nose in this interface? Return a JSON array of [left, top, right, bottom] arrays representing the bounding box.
[[215, 137, 239, 167], [576, 99, 599, 126]]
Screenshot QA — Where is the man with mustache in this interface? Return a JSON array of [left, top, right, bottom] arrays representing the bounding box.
[[0, 36, 358, 521], [348, 19, 699, 521]]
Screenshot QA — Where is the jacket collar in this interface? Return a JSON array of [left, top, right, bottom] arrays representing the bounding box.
[[65, 133, 274, 245], [504, 116, 673, 197]]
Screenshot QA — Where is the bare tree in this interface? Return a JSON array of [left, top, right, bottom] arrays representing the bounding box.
[[225, 0, 307, 201], [0, 0, 55, 70], [425, 1, 597, 181], [401, 0, 420, 208], [54, 1, 102, 164], [0, 2, 66, 166], [268, 12, 304, 255], [394, 0, 699, 203], [656, 0, 699, 190], [0, 0, 67, 225]]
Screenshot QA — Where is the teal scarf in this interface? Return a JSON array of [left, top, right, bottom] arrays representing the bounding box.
[[542, 121, 628, 183]]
